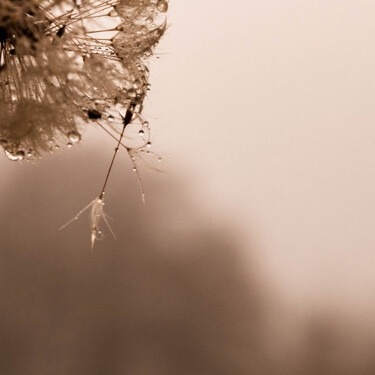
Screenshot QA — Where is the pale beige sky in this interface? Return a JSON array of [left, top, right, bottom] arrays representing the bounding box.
[[146, 0, 375, 319], [1, 0, 374, 324]]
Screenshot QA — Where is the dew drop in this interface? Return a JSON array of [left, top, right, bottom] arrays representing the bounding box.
[[67, 142, 72, 148], [136, 26, 148, 35], [108, 9, 117, 16], [138, 129, 145, 136], [143, 49, 152, 58], [133, 78, 142, 89], [143, 121, 149, 127], [127, 88, 137, 98], [133, 167, 137, 172], [4, 150, 19, 161], [146, 141, 152, 148], [157, 0, 168, 13], [67, 131, 81, 143], [88, 109, 102, 119], [17, 150, 25, 160]]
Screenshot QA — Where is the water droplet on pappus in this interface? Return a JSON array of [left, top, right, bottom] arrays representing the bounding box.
[[67, 131, 81, 143]]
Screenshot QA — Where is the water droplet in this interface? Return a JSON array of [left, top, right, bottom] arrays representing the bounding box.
[[96, 230, 104, 240], [127, 88, 137, 98], [133, 167, 137, 172], [0, 49, 6, 70], [133, 78, 142, 89], [17, 150, 25, 160], [158, 157, 162, 162], [146, 141, 152, 148], [143, 49, 152, 58], [138, 129, 145, 136], [107, 115, 114, 122], [4, 150, 19, 161], [157, 0, 168, 13], [108, 9, 117, 16], [67, 130, 81, 143], [88, 109, 102, 119], [136, 26, 148, 35], [143, 121, 149, 127], [67, 142, 72, 148], [146, 16, 153, 24]]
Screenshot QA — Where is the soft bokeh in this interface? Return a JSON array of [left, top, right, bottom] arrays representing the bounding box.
[[1, 0, 375, 373], [148, 0, 375, 319]]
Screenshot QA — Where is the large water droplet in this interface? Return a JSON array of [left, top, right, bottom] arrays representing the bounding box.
[[146, 141, 152, 148], [138, 129, 145, 136], [67, 130, 81, 143], [4, 150, 20, 161]]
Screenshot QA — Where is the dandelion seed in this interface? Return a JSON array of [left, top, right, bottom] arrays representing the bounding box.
[[90, 197, 105, 249]]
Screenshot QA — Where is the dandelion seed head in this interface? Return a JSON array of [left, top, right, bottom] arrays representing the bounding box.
[[2, 0, 168, 246], [0, 0, 168, 161]]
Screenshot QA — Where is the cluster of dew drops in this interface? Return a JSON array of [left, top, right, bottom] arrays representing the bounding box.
[[1, 0, 169, 163], [2, 130, 82, 162]]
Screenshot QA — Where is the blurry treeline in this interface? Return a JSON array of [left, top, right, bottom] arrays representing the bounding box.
[[0, 148, 374, 374]]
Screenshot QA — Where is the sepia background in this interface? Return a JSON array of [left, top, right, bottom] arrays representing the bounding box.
[[1, 0, 375, 373]]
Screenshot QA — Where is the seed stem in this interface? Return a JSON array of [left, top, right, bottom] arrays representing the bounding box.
[[99, 102, 135, 199]]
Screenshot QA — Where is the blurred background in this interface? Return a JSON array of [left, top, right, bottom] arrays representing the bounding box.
[[1, 0, 375, 373]]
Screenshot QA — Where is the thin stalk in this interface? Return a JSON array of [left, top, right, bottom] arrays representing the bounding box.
[[99, 102, 135, 199]]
